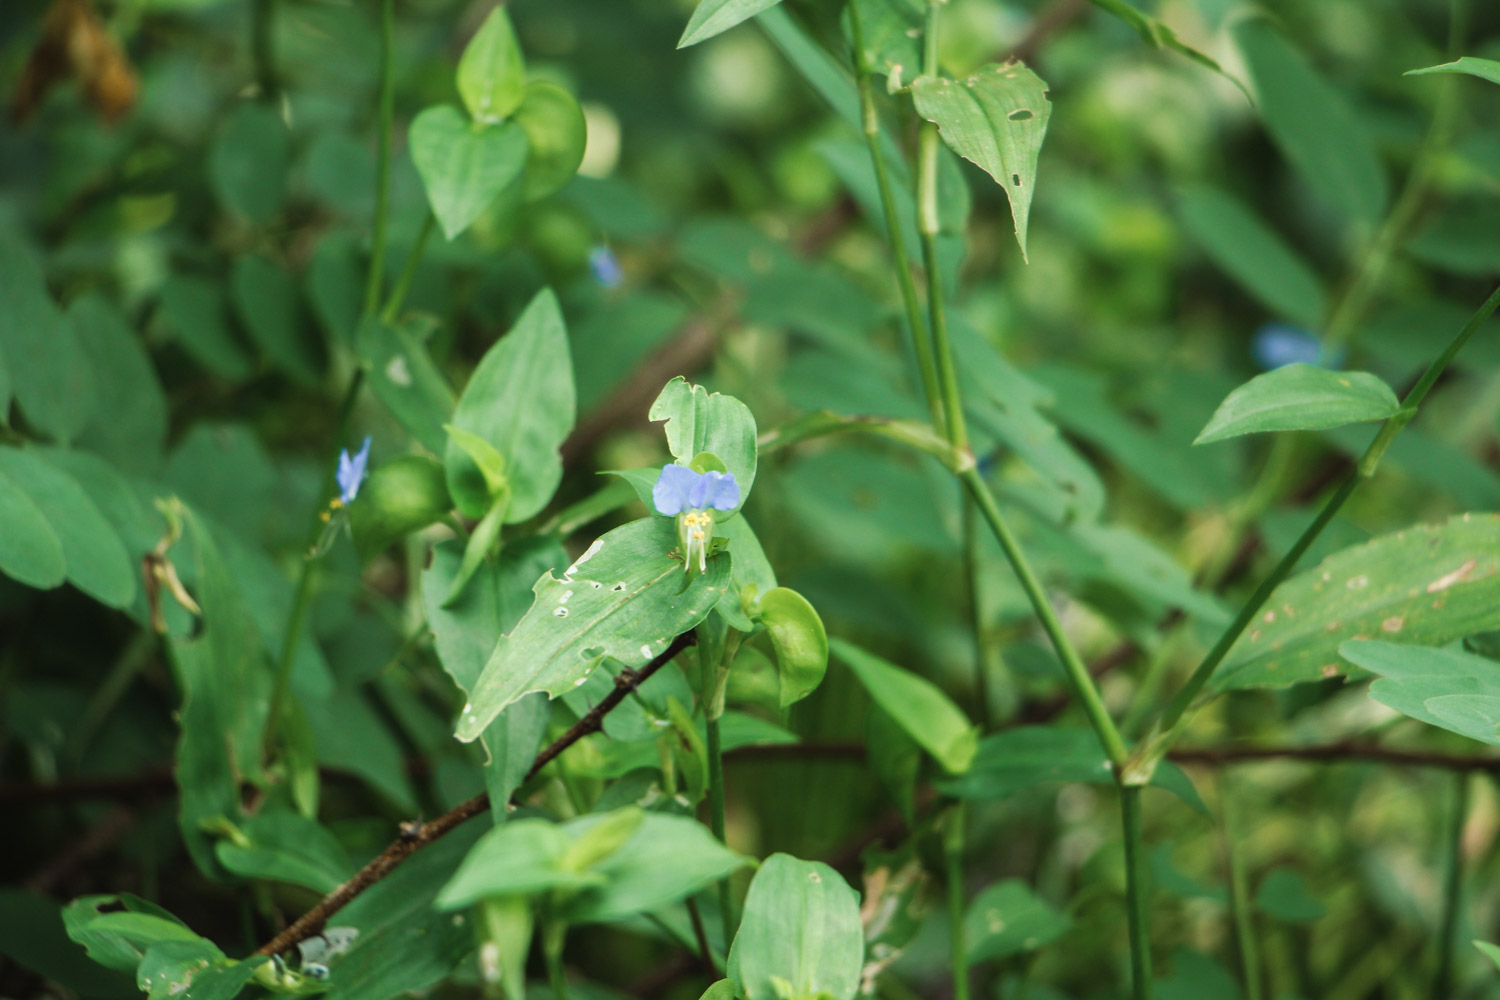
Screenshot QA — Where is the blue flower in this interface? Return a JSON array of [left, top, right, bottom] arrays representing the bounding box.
[[589, 246, 623, 289], [1252, 324, 1328, 371], [336, 436, 372, 505], [652, 464, 739, 516]]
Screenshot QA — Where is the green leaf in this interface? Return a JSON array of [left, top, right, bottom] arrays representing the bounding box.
[[512, 81, 587, 201], [729, 854, 863, 1000], [1341, 640, 1500, 746], [208, 101, 290, 224], [868, 704, 920, 822], [678, 0, 784, 48], [325, 820, 484, 1000], [1474, 940, 1500, 971], [1195, 365, 1400, 444], [410, 106, 528, 241], [963, 880, 1071, 963], [356, 316, 456, 456], [0, 447, 135, 607], [1085, 0, 1242, 88], [1174, 185, 1325, 329], [457, 6, 526, 123], [831, 639, 977, 774], [231, 254, 322, 385], [137, 941, 261, 1000], [0, 230, 96, 443], [937, 727, 1206, 814], [62, 895, 197, 973], [213, 808, 356, 893], [846, 0, 922, 89], [1213, 514, 1500, 691], [0, 456, 66, 589], [156, 276, 253, 381], [1406, 56, 1500, 87], [648, 377, 758, 511], [1233, 16, 1387, 225], [348, 455, 453, 561], [454, 517, 731, 742], [0, 890, 135, 996], [1253, 868, 1324, 924], [559, 810, 750, 923], [435, 819, 595, 908], [167, 507, 270, 878], [447, 497, 507, 606], [445, 424, 508, 500], [446, 287, 575, 522], [756, 587, 828, 707], [714, 514, 777, 630], [910, 63, 1051, 259], [69, 295, 168, 473], [699, 980, 739, 1000]]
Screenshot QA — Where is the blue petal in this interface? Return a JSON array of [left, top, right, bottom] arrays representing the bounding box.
[[702, 471, 740, 511], [589, 246, 623, 289], [652, 463, 698, 515], [1252, 324, 1323, 371], [338, 436, 373, 503]]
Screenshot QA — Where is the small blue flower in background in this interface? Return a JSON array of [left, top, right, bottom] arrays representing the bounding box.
[[653, 464, 739, 516], [336, 436, 372, 505], [1252, 323, 1330, 371], [589, 246, 623, 289]]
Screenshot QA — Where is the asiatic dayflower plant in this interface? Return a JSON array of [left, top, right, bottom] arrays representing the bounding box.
[[653, 463, 739, 573]]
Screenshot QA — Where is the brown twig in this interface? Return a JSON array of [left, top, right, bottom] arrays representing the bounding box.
[[255, 631, 698, 959]]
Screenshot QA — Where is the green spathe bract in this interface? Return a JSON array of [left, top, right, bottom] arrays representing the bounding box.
[[453, 517, 731, 742], [649, 377, 758, 512], [457, 7, 526, 124], [410, 106, 528, 240], [729, 854, 864, 1000]]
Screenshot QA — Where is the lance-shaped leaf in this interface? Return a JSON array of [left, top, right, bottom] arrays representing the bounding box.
[[454, 517, 731, 742], [446, 288, 575, 522], [1195, 364, 1400, 444], [457, 6, 525, 124], [1212, 513, 1500, 691], [678, 0, 784, 48], [648, 377, 757, 510], [911, 63, 1051, 259], [1407, 57, 1500, 87], [832, 639, 977, 774]]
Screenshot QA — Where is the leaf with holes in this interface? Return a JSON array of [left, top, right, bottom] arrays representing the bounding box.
[[911, 63, 1050, 259], [1195, 364, 1400, 444], [1211, 514, 1500, 691], [454, 517, 730, 742]]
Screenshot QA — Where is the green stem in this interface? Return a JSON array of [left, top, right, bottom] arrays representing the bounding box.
[[916, 4, 967, 453], [251, 0, 277, 102], [945, 803, 971, 1000], [962, 496, 992, 729], [1120, 786, 1154, 1000], [381, 213, 436, 324], [846, 0, 945, 433], [1222, 783, 1265, 1000], [262, 372, 365, 762], [701, 646, 735, 944], [1435, 771, 1470, 999], [961, 468, 1128, 767], [363, 0, 397, 318], [1154, 282, 1500, 738], [544, 919, 569, 1000]]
